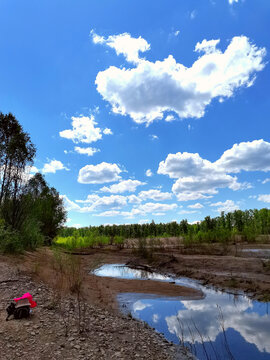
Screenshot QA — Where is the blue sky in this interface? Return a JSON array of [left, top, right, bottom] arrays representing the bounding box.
[[0, 0, 270, 227]]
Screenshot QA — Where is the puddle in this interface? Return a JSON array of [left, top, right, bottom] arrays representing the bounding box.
[[241, 249, 270, 259], [242, 249, 270, 253], [93, 263, 198, 289], [94, 264, 270, 360]]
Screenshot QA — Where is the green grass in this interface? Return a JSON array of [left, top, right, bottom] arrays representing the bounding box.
[[54, 234, 117, 250]]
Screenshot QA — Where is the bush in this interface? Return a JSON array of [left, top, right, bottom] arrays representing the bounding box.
[[20, 218, 44, 250], [114, 235, 124, 249], [0, 219, 22, 253]]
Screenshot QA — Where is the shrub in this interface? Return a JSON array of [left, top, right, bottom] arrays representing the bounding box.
[[0, 219, 22, 253]]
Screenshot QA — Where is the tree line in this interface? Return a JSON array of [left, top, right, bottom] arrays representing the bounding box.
[[60, 208, 270, 244], [0, 113, 66, 253]]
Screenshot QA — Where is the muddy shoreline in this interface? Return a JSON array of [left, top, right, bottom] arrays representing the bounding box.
[[1, 244, 269, 359], [0, 254, 192, 360]]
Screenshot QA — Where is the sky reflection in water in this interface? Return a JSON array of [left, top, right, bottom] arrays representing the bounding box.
[[94, 264, 270, 360]]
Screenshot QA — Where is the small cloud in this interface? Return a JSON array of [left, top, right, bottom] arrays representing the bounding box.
[[59, 115, 102, 144], [258, 194, 270, 203], [138, 219, 150, 224], [146, 169, 153, 177], [174, 30, 180, 37], [210, 200, 239, 213], [178, 209, 198, 214], [139, 189, 172, 201], [91, 30, 150, 64], [188, 124, 191, 131], [165, 115, 176, 122], [100, 179, 146, 194], [248, 195, 257, 199], [74, 146, 100, 156], [188, 203, 204, 209], [94, 210, 120, 217], [150, 134, 159, 140], [42, 160, 69, 174], [103, 128, 113, 135], [262, 178, 270, 185], [190, 10, 197, 19], [78, 162, 122, 184], [60, 195, 81, 211]]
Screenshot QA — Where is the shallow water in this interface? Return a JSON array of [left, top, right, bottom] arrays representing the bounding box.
[[242, 248, 270, 253], [94, 264, 270, 360]]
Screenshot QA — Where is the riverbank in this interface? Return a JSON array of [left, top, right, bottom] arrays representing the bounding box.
[[66, 244, 270, 302], [0, 254, 193, 360], [1, 242, 269, 360]]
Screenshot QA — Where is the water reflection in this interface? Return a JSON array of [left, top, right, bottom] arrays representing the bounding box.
[[94, 264, 270, 360], [93, 263, 171, 281]]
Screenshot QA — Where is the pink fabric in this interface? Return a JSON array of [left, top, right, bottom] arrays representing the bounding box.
[[14, 292, 37, 308]]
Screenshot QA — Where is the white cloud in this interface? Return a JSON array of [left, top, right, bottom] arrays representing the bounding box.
[[174, 192, 212, 202], [195, 39, 220, 54], [80, 195, 127, 212], [190, 10, 197, 20], [179, 209, 198, 214], [136, 202, 177, 214], [165, 115, 176, 122], [120, 202, 177, 219], [78, 162, 121, 184], [215, 139, 270, 173], [94, 210, 120, 217], [262, 178, 270, 184], [76, 194, 100, 204], [158, 151, 242, 201], [42, 160, 69, 174], [100, 179, 146, 193], [121, 208, 145, 218], [59, 116, 102, 144], [158, 140, 270, 201], [138, 219, 150, 224], [210, 199, 239, 213], [145, 169, 153, 177], [172, 173, 242, 199], [188, 203, 204, 209], [158, 152, 216, 179], [91, 31, 150, 64], [257, 194, 270, 203], [74, 146, 100, 156], [229, 0, 239, 4], [103, 128, 113, 135], [138, 189, 172, 201], [150, 134, 159, 140], [60, 195, 81, 211], [128, 195, 142, 204], [174, 30, 180, 37], [95, 34, 265, 125]]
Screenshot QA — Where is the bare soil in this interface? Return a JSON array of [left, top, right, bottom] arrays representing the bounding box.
[[126, 245, 270, 301], [1, 242, 269, 360], [0, 252, 194, 360]]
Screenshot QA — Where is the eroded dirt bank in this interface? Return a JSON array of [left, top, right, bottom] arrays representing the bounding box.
[[0, 253, 193, 360], [126, 247, 270, 301]]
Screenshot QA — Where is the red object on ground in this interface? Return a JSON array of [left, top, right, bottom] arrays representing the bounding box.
[[14, 293, 37, 308]]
